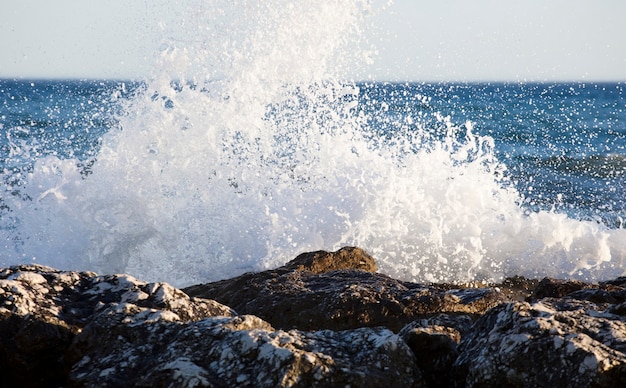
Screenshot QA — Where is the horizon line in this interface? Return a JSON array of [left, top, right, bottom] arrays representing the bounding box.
[[1, 76, 625, 85]]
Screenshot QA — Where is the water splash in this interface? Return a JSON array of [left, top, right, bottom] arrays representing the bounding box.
[[2, 0, 625, 286]]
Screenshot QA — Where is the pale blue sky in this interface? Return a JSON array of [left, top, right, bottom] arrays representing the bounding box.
[[1, 0, 625, 81]]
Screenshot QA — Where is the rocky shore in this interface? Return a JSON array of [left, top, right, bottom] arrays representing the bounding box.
[[2, 246, 626, 387]]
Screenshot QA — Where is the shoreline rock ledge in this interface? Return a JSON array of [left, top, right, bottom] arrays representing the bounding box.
[[1, 247, 625, 387]]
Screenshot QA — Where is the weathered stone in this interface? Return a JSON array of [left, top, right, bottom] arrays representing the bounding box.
[[601, 277, 626, 289], [4, 248, 626, 387], [400, 315, 470, 387], [529, 277, 594, 300], [68, 304, 422, 387], [283, 246, 377, 273], [526, 276, 626, 306], [184, 249, 509, 332], [453, 300, 626, 387], [0, 264, 234, 386], [497, 276, 540, 301], [568, 288, 620, 304]]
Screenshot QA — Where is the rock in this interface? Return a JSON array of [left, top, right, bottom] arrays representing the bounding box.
[[0, 261, 422, 387], [529, 277, 594, 300], [498, 276, 540, 301], [283, 246, 377, 273], [568, 288, 620, 304], [453, 299, 626, 387], [399, 315, 472, 387], [0, 264, 234, 387], [184, 248, 509, 332], [68, 305, 422, 387], [601, 277, 626, 288], [526, 276, 626, 306], [4, 248, 626, 387]]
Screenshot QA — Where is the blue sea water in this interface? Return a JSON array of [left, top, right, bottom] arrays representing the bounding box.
[[6, 81, 624, 226], [1, 79, 625, 286], [360, 82, 626, 227], [1, 1, 625, 287], [0, 80, 132, 176]]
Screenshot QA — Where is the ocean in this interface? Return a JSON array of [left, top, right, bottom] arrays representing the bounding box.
[[1, 2, 625, 287]]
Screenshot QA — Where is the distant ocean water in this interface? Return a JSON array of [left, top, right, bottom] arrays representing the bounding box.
[[1, 1, 625, 287], [360, 82, 626, 227], [2, 79, 625, 286]]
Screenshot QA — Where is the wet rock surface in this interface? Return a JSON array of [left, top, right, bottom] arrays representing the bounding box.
[[2, 247, 626, 387], [0, 264, 234, 387], [454, 299, 626, 387], [183, 246, 508, 332], [68, 311, 419, 387]]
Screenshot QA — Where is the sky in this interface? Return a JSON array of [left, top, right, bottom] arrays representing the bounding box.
[[1, 0, 625, 82]]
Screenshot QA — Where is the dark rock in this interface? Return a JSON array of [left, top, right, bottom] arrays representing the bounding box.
[[608, 302, 626, 316], [0, 264, 234, 387], [402, 314, 475, 336], [601, 277, 626, 288], [283, 246, 377, 273], [568, 288, 619, 304], [526, 276, 626, 306], [0, 261, 423, 387], [529, 277, 594, 301], [184, 248, 509, 332], [399, 315, 471, 387], [4, 248, 626, 387], [0, 308, 74, 387], [68, 305, 422, 387], [498, 276, 540, 301], [453, 300, 626, 387]]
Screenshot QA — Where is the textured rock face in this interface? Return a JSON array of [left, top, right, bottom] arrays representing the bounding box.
[[399, 315, 472, 387], [454, 299, 626, 387], [2, 248, 626, 387], [283, 246, 378, 273], [0, 265, 234, 387], [68, 310, 419, 387], [0, 260, 420, 387], [184, 248, 508, 332]]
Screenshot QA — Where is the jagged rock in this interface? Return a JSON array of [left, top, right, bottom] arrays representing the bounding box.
[[399, 315, 472, 387], [601, 277, 626, 289], [4, 248, 626, 387], [529, 277, 594, 300], [497, 276, 540, 301], [0, 261, 422, 387], [453, 300, 626, 387], [68, 305, 422, 387], [283, 246, 377, 273], [402, 314, 475, 336], [184, 248, 508, 332], [527, 276, 626, 306], [0, 264, 234, 387]]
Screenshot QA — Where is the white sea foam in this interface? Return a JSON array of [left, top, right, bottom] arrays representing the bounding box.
[[2, 0, 625, 287]]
